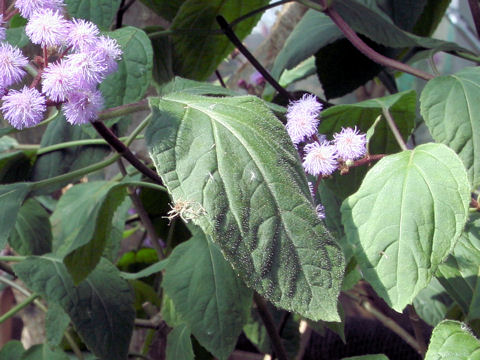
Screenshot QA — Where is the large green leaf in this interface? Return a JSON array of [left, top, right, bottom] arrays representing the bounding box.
[[437, 214, 480, 321], [0, 183, 30, 249], [420, 67, 480, 188], [171, 0, 269, 80], [51, 181, 127, 283], [166, 324, 195, 360], [163, 232, 252, 359], [412, 0, 451, 36], [31, 113, 109, 194], [320, 90, 416, 199], [139, 0, 186, 21], [64, 0, 122, 30], [0, 151, 32, 184], [100, 27, 153, 110], [9, 198, 52, 255], [146, 93, 345, 321], [341, 143, 470, 312], [45, 303, 70, 347], [342, 355, 389, 360], [378, 0, 428, 31], [425, 320, 480, 359], [0, 341, 24, 360], [21, 344, 69, 360], [14, 256, 135, 360]]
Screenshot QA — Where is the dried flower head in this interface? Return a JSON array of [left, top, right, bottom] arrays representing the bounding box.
[[303, 141, 338, 176], [285, 94, 322, 144], [1, 87, 46, 129], [333, 126, 367, 161], [165, 199, 206, 223]]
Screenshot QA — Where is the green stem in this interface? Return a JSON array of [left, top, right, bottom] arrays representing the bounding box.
[[382, 108, 408, 151], [121, 181, 167, 193], [64, 330, 84, 360], [451, 51, 480, 63], [0, 293, 39, 324], [97, 99, 150, 121], [0, 256, 26, 262]]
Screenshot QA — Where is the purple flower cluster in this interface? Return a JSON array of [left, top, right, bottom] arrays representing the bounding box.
[[0, 0, 122, 129], [285, 94, 367, 220]]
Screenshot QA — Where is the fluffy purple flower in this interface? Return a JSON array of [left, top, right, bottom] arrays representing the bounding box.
[[15, 0, 64, 19], [92, 36, 123, 75], [65, 52, 108, 86], [1, 87, 46, 129], [42, 61, 75, 101], [302, 141, 338, 176], [63, 89, 104, 125], [333, 126, 367, 161], [0, 43, 28, 88], [285, 94, 322, 144], [26, 9, 68, 47], [66, 19, 100, 51]]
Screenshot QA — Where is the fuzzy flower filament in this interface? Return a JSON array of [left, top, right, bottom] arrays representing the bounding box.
[[15, 0, 64, 19], [1, 87, 46, 129], [66, 19, 100, 51], [303, 142, 338, 176], [26, 9, 68, 47], [63, 89, 104, 125], [42, 61, 75, 102], [0, 44, 28, 88], [286, 94, 322, 144], [333, 126, 367, 161]]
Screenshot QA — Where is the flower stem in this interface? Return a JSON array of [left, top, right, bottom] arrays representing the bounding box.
[[0, 293, 39, 324], [0, 256, 27, 262], [97, 99, 150, 121], [382, 107, 408, 151]]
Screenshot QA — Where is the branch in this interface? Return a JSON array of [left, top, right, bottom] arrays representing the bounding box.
[[216, 15, 294, 102], [323, 5, 434, 81], [253, 293, 289, 360]]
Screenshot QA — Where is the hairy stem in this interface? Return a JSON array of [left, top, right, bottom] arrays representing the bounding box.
[[382, 108, 408, 151], [469, 0, 480, 39], [253, 293, 289, 360], [407, 305, 427, 358], [216, 15, 294, 102]]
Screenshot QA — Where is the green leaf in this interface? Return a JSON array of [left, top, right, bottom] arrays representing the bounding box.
[[9, 198, 52, 256], [5, 27, 29, 48], [279, 56, 317, 89], [166, 324, 195, 360], [45, 303, 70, 347], [64, 0, 122, 30], [437, 214, 480, 321], [21, 344, 69, 360], [51, 181, 127, 283], [139, 0, 186, 21], [163, 233, 252, 359], [14, 257, 135, 360], [420, 66, 480, 188], [413, 277, 453, 327], [0, 183, 31, 249], [146, 93, 345, 321], [342, 355, 389, 360], [425, 320, 480, 359], [171, 0, 269, 80], [148, 28, 175, 86], [379, 0, 428, 32], [0, 341, 25, 360], [158, 77, 239, 97], [320, 90, 416, 199], [341, 143, 470, 312], [120, 259, 168, 280], [100, 27, 153, 110], [31, 113, 109, 194], [0, 151, 33, 184], [412, 0, 451, 36]]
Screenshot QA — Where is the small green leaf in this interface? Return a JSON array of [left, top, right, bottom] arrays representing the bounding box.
[[147, 93, 345, 321], [120, 259, 168, 280], [0, 182, 31, 249], [166, 324, 195, 360], [425, 320, 480, 359], [5, 27, 29, 48], [9, 198, 52, 256], [163, 233, 252, 359], [437, 214, 480, 321], [171, 0, 269, 80], [342, 355, 389, 360], [0, 341, 24, 360], [158, 77, 239, 97], [413, 278, 453, 327], [51, 181, 127, 283], [341, 143, 470, 312], [64, 0, 122, 30], [100, 27, 153, 109], [14, 257, 135, 360], [45, 303, 70, 346], [420, 66, 480, 188], [21, 344, 69, 360]]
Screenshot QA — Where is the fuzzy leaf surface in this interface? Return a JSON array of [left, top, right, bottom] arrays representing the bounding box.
[[14, 257, 135, 360], [341, 143, 470, 312], [425, 320, 480, 359], [421, 66, 480, 188], [146, 93, 344, 321]]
